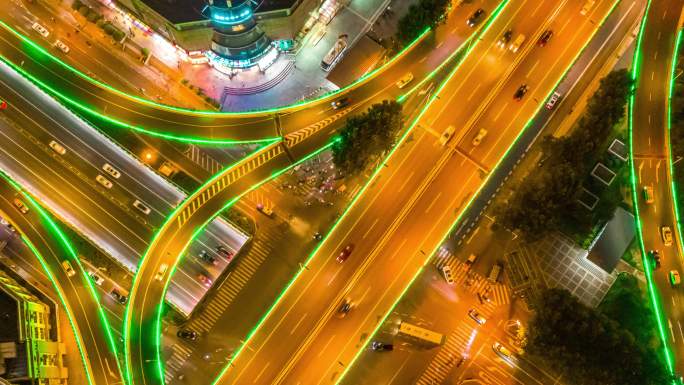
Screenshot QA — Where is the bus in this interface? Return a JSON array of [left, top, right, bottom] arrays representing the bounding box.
[[321, 35, 348, 71], [397, 322, 445, 346]]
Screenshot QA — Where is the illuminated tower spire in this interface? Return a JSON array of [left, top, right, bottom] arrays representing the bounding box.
[[207, 0, 272, 68]]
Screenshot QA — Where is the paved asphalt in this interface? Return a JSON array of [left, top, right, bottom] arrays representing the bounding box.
[[192, 0, 618, 384], [0, 61, 249, 316], [631, 0, 684, 376], [0, 172, 124, 385]]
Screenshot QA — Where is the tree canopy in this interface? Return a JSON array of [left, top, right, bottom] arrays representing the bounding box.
[[526, 288, 668, 385], [332, 100, 403, 175], [396, 0, 451, 47]]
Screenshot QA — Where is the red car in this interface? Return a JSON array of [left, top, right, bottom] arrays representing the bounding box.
[[0, 100, 7, 110], [337, 244, 354, 263], [197, 273, 212, 287]]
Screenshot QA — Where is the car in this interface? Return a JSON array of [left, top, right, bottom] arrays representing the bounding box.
[[155, 263, 168, 281], [466, 8, 485, 27], [396, 72, 414, 89], [545, 92, 561, 110], [0, 99, 7, 110], [371, 341, 393, 351], [464, 254, 477, 270], [441, 265, 455, 285], [670, 270, 681, 286], [54, 40, 70, 54], [580, 0, 596, 15], [497, 29, 513, 48], [336, 299, 353, 318], [61, 260, 76, 277], [197, 273, 212, 287], [102, 163, 121, 179], [468, 309, 486, 325], [31, 22, 49, 38], [177, 330, 198, 341], [88, 271, 104, 286], [313, 232, 323, 241], [439, 125, 456, 146], [198, 250, 218, 266], [509, 34, 526, 53], [49, 140, 67, 155], [661, 226, 674, 246], [650, 250, 661, 269], [643, 185, 654, 204], [537, 30, 553, 46], [110, 289, 127, 304], [95, 174, 113, 189], [472, 128, 488, 146], [493, 342, 514, 361], [513, 84, 528, 100], [13, 198, 29, 214], [337, 244, 354, 263], [216, 245, 234, 259], [256, 203, 274, 217], [132, 199, 151, 215], [331, 97, 350, 110]]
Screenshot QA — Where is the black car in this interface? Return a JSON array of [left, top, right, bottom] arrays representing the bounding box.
[[371, 341, 393, 351], [177, 330, 198, 341], [313, 232, 323, 241], [538, 30, 553, 46], [467, 8, 486, 27], [110, 289, 127, 304], [216, 245, 234, 259], [199, 250, 218, 266], [331, 97, 350, 110], [337, 299, 353, 318], [497, 29, 513, 48], [514, 84, 528, 100]]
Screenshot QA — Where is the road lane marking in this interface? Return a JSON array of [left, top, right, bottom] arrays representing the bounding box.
[[525, 60, 540, 78], [389, 239, 408, 260], [492, 102, 508, 122], [467, 83, 482, 101], [290, 313, 308, 335], [466, 226, 480, 244], [327, 266, 343, 286], [362, 218, 379, 239], [424, 192, 442, 213], [357, 285, 372, 304], [397, 171, 415, 193], [317, 334, 336, 357], [253, 362, 271, 383]]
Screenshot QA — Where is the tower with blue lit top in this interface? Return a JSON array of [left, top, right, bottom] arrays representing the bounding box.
[[207, 0, 273, 69]]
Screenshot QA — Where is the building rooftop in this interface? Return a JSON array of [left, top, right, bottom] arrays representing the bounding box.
[[587, 207, 635, 273], [140, 0, 300, 24]]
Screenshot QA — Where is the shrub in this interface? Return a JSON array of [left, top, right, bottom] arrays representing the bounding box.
[[112, 29, 125, 42], [78, 6, 89, 17], [72, 0, 84, 10], [141, 47, 150, 58], [102, 22, 115, 35], [86, 9, 101, 23]]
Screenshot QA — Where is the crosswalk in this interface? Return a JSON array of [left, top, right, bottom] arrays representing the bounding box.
[[163, 233, 276, 381], [416, 322, 477, 385], [432, 247, 511, 306]]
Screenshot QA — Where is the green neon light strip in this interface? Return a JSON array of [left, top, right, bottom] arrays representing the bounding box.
[[122, 142, 282, 385], [627, 0, 677, 378], [0, 20, 429, 117], [152, 143, 332, 382], [334, 0, 639, 381], [0, 170, 124, 385], [668, 31, 684, 290], [0, 52, 280, 145], [199, 2, 511, 385]]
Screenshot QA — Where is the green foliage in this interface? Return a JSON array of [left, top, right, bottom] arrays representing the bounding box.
[[395, 0, 450, 46], [599, 274, 657, 347], [670, 49, 684, 210], [112, 29, 125, 42], [332, 100, 403, 175], [72, 0, 84, 10], [86, 9, 101, 23], [526, 288, 668, 385], [141, 47, 150, 58], [78, 5, 89, 17], [102, 22, 115, 36], [497, 69, 632, 241]]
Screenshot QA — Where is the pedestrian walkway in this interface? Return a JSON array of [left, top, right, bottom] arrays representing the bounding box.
[[184, 145, 223, 175], [165, 342, 193, 383], [416, 323, 473, 385], [432, 248, 511, 306]]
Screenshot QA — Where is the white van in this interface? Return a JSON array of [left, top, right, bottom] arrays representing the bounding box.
[[488, 262, 503, 283], [509, 34, 525, 53]]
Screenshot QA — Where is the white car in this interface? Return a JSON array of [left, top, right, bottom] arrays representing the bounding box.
[[472, 128, 488, 146], [468, 309, 486, 325], [88, 271, 105, 285], [545, 92, 561, 110], [493, 342, 514, 361], [395, 72, 414, 89], [133, 200, 151, 215], [439, 125, 456, 146], [49, 140, 67, 155], [96, 174, 113, 189], [442, 265, 455, 285], [13, 198, 29, 214], [32, 22, 49, 38], [580, 0, 596, 15], [54, 40, 70, 54], [155, 263, 169, 281], [61, 260, 76, 277], [102, 163, 121, 179]]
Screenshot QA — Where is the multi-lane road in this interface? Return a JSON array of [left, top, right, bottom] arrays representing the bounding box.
[[632, 0, 684, 376]]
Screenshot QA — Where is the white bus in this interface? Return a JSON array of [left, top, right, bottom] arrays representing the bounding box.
[[398, 322, 445, 346], [321, 36, 348, 71]]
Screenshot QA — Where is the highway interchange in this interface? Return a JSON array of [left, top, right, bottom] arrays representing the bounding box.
[[0, 0, 683, 384]]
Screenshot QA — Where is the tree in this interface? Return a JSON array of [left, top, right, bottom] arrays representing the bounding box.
[[526, 289, 668, 385], [395, 0, 450, 46], [599, 274, 657, 346], [332, 100, 403, 175]]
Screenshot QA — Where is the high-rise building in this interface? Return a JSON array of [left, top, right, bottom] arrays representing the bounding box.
[[207, 0, 278, 69]]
